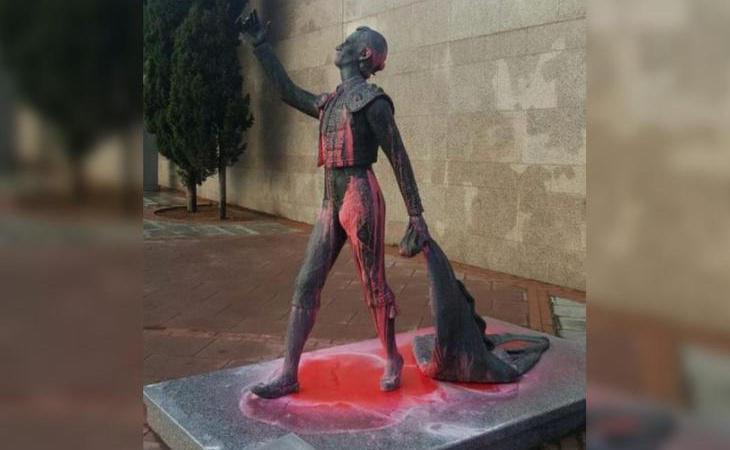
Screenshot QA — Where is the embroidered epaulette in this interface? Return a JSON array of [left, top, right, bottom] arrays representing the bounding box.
[[346, 83, 394, 113]]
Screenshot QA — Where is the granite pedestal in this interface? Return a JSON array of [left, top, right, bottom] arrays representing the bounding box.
[[144, 318, 585, 450]]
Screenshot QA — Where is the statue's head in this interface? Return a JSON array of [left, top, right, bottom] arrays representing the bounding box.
[[334, 26, 388, 78]]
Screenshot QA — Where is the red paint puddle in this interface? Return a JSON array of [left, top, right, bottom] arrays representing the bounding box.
[[291, 351, 438, 409], [241, 343, 445, 433], [241, 336, 519, 433]]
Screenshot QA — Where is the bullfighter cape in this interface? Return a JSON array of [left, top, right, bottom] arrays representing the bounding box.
[[400, 222, 550, 383]]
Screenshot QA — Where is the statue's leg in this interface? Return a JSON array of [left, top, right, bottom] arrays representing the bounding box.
[[338, 170, 403, 391], [251, 202, 346, 399]]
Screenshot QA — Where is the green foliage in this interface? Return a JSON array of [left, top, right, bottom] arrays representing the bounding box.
[[0, 0, 141, 160], [143, 0, 193, 164], [145, 0, 252, 187]]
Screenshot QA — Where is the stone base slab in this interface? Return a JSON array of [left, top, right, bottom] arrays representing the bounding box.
[[144, 318, 585, 449]]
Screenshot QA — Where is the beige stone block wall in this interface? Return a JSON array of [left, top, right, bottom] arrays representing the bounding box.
[[159, 0, 586, 290]]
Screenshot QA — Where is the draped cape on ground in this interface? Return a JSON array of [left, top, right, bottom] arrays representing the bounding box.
[[400, 222, 550, 383]]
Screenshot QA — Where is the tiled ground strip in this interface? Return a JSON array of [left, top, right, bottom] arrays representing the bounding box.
[[550, 296, 587, 341]]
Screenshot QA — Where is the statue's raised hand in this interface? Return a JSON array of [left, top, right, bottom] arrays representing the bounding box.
[[239, 9, 269, 46]]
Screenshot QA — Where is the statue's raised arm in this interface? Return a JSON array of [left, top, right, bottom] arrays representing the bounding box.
[[239, 10, 320, 118]]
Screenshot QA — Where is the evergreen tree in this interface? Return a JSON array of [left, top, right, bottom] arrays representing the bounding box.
[[167, 0, 252, 216], [143, 0, 198, 210]]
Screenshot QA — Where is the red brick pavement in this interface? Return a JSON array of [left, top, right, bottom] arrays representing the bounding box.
[[143, 201, 585, 449]]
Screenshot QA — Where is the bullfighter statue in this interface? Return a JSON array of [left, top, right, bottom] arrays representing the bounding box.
[[239, 10, 549, 400]]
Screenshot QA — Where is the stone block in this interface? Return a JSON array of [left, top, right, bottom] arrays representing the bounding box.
[[343, 0, 390, 22], [267, 0, 342, 40], [307, 64, 341, 94], [439, 184, 478, 232], [526, 19, 586, 53], [522, 107, 586, 165], [449, 0, 500, 41], [515, 242, 553, 284], [448, 39, 475, 67], [466, 185, 521, 241], [391, 68, 449, 117], [374, 4, 417, 53], [446, 111, 525, 163], [499, 0, 560, 32], [342, 15, 380, 38], [474, 29, 530, 61], [541, 165, 586, 196], [413, 181, 447, 216], [385, 50, 431, 76], [546, 248, 585, 290], [144, 323, 585, 450], [445, 160, 520, 193], [396, 115, 448, 162], [429, 42, 451, 68], [558, 0, 587, 20], [448, 61, 499, 113], [411, 0, 450, 47], [560, 50, 586, 108], [519, 193, 585, 252], [495, 53, 560, 110], [274, 25, 341, 72], [517, 240, 583, 289]]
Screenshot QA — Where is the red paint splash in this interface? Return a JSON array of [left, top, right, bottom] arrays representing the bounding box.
[[370, 48, 386, 73], [241, 332, 520, 433], [293, 349, 437, 409], [241, 342, 443, 433], [338, 171, 393, 313]]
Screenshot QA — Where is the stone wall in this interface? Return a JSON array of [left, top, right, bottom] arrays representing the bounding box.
[[159, 0, 586, 290]]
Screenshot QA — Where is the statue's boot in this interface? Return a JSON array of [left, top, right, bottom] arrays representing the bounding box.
[[250, 306, 317, 399], [380, 350, 404, 391], [250, 377, 299, 399], [371, 305, 403, 391]]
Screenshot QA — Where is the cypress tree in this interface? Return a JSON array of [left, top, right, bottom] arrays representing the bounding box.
[[167, 0, 252, 216], [143, 0, 198, 210]]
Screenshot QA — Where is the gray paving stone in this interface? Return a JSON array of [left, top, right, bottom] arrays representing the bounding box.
[[143, 219, 297, 240], [550, 297, 586, 341], [144, 191, 188, 209], [555, 316, 586, 332], [551, 296, 581, 307], [552, 303, 586, 319], [556, 329, 586, 342]]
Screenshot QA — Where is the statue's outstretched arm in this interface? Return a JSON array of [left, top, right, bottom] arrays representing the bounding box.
[[366, 98, 424, 217], [252, 43, 320, 118], [240, 10, 320, 118]]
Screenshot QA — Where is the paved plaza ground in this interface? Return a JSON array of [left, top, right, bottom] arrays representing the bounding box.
[[143, 189, 586, 450]]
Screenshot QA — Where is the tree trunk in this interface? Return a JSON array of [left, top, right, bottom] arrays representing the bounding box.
[[218, 162, 226, 220], [186, 181, 197, 213]]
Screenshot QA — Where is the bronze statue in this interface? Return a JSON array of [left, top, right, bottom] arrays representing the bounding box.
[[240, 10, 429, 398], [240, 10, 548, 400]]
